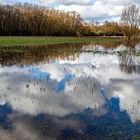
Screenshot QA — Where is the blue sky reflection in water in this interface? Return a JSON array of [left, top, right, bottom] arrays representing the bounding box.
[[0, 43, 140, 139]]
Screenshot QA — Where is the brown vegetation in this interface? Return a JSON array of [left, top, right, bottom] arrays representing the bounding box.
[[0, 3, 126, 36], [0, 3, 85, 36], [121, 4, 140, 40], [0, 3, 139, 37]]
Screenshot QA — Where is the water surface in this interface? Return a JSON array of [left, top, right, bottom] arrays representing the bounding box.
[[0, 41, 140, 140]]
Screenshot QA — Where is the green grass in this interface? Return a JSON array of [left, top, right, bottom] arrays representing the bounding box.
[[0, 36, 122, 47]]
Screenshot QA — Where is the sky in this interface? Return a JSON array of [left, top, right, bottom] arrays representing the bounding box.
[[0, 0, 140, 22]]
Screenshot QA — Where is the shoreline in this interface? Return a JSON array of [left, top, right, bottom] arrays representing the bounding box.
[[0, 36, 123, 47]]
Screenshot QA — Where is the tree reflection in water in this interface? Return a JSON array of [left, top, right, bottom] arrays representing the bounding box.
[[0, 41, 122, 66], [119, 41, 140, 74]]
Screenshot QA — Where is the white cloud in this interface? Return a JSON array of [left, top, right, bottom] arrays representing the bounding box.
[[55, 1, 124, 21], [1, 0, 140, 21], [99, 0, 133, 6], [39, 0, 93, 5], [54, 0, 139, 21]]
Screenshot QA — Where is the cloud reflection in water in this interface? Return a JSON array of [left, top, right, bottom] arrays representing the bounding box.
[[0, 43, 140, 139]]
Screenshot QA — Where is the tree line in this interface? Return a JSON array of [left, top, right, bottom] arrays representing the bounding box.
[[0, 3, 139, 36], [89, 21, 124, 36], [0, 3, 86, 36]]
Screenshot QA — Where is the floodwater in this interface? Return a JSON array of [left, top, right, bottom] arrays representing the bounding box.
[[0, 41, 140, 140]]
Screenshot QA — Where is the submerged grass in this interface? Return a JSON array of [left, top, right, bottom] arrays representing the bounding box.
[[0, 36, 122, 47]]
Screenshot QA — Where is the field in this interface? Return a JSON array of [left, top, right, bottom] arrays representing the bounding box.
[[0, 36, 122, 46]]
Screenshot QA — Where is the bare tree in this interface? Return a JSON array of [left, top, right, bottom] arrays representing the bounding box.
[[121, 4, 140, 39]]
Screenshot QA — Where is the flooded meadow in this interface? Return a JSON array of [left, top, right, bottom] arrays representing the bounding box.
[[0, 41, 140, 140]]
